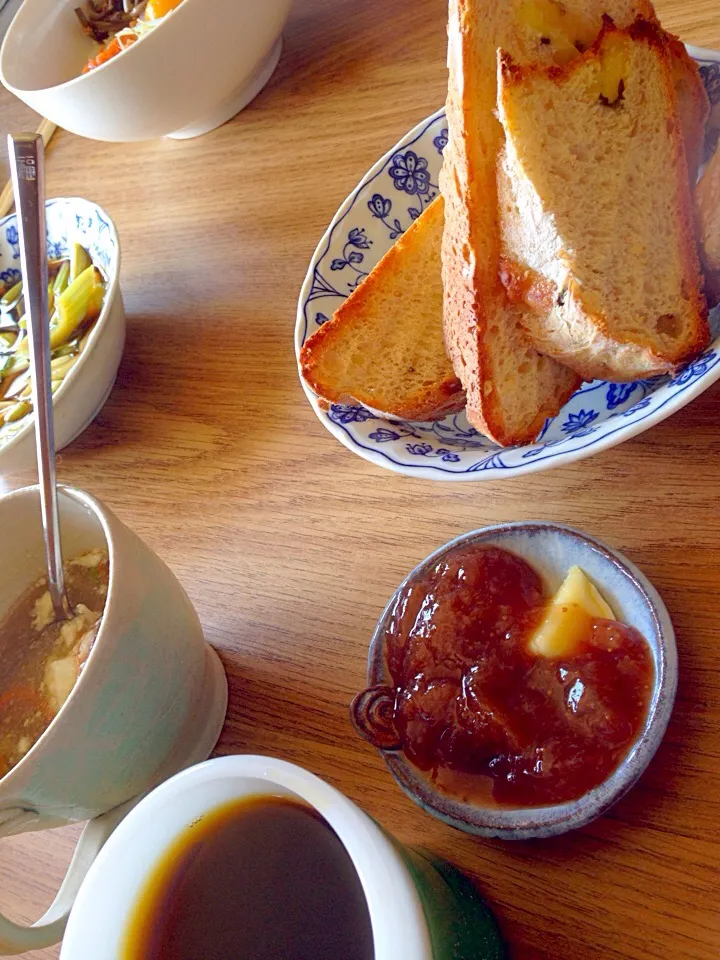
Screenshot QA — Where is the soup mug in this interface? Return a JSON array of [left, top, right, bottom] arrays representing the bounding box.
[[61, 755, 506, 960], [0, 485, 228, 955]]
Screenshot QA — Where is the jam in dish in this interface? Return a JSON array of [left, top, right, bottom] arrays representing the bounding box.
[[383, 545, 654, 808]]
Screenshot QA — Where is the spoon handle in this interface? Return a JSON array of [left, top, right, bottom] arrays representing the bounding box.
[[8, 133, 71, 620]]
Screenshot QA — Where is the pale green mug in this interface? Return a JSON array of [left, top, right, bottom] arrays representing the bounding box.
[[0, 485, 228, 955]]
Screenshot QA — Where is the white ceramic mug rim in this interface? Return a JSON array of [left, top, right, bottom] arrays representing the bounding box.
[[63, 755, 433, 959], [0, 483, 118, 795]]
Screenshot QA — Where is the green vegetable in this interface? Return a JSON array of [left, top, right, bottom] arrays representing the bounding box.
[[0, 280, 22, 308], [53, 266, 96, 348], [70, 244, 92, 282], [4, 400, 30, 423], [52, 261, 70, 297]]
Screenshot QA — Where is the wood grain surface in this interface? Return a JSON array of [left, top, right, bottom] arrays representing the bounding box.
[[0, 0, 718, 957]]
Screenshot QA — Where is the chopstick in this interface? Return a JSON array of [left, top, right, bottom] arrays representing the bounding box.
[[0, 118, 57, 220]]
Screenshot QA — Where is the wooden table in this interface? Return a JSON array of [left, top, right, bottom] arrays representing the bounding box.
[[0, 1, 718, 957]]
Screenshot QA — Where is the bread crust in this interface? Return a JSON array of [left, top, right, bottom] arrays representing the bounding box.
[[501, 258, 704, 380], [664, 32, 711, 186], [498, 18, 710, 382], [441, 0, 580, 446]]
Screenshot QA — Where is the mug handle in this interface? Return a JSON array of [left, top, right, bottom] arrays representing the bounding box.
[[0, 797, 138, 955]]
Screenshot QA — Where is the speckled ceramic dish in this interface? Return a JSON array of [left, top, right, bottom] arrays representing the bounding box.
[[352, 522, 677, 840]]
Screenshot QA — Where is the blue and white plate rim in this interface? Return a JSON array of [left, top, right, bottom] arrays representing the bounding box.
[[296, 45, 720, 481]]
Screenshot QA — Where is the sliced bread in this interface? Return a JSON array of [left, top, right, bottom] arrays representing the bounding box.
[[695, 139, 720, 306], [440, 0, 665, 444], [497, 19, 709, 382], [300, 197, 465, 422]]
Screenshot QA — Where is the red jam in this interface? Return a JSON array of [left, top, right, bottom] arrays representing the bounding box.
[[384, 545, 654, 807]]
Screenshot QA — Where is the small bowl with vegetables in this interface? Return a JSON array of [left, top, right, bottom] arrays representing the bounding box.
[[0, 0, 293, 142], [0, 196, 123, 473]]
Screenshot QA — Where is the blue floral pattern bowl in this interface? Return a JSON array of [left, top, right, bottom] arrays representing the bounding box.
[[296, 47, 720, 481], [0, 197, 124, 474]]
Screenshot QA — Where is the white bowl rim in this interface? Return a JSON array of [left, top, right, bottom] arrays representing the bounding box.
[[0, 196, 121, 461]]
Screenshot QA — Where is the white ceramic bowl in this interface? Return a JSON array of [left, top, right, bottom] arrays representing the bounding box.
[[0, 197, 124, 475], [0, 0, 293, 141]]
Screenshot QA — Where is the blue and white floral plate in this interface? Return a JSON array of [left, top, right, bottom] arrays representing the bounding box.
[[296, 47, 720, 481]]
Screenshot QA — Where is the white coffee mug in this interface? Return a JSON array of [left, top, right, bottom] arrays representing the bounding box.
[[0, 485, 228, 955], [61, 756, 507, 960]]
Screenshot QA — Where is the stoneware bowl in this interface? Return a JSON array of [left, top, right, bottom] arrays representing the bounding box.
[[352, 521, 677, 841], [0, 197, 124, 475], [0, 0, 293, 141], [0, 484, 228, 954], [61, 756, 506, 960]]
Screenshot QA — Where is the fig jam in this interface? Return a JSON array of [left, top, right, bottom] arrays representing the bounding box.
[[384, 546, 654, 807]]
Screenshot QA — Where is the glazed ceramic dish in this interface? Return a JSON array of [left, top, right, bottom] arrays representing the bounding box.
[[353, 522, 677, 840], [0, 0, 292, 141], [296, 48, 720, 481], [0, 197, 124, 474], [60, 756, 506, 960], [0, 485, 227, 954]]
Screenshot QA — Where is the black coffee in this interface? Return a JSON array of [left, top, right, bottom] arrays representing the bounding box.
[[122, 795, 375, 960]]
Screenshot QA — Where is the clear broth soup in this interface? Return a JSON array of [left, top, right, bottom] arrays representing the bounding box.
[[0, 550, 109, 779]]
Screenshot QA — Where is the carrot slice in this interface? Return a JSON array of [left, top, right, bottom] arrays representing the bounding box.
[[0, 686, 53, 725], [82, 33, 138, 73]]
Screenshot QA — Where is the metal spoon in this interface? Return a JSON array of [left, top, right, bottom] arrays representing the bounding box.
[[8, 133, 72, 621]]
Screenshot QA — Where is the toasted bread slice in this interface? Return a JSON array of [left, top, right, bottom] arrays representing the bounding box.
[[300, 197, 465, 422], [696, 140, 720, 305], [497, 19, 709, 382], [441, 0, 662, 444]]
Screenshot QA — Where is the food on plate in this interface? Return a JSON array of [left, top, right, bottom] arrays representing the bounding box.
[[301, 0, 712, 448], [497, 19, 710, 381], [300, 197, 465, 422], [695, 139, 720, 306], [441, 0, 664, 446], [441, 0, 709, 444], [76, 0, 184, 73], [359, 545, 653, 808], [0, 550, 109, 780], [0, 244, 106, 447]]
